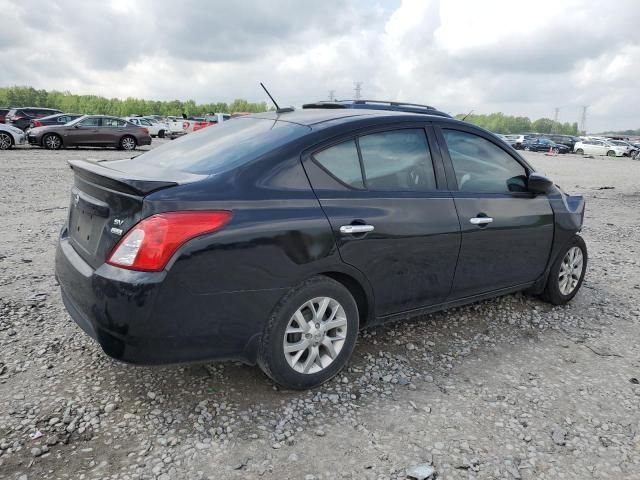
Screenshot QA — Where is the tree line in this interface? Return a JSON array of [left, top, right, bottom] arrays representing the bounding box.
[[1, 86, 583, 135], [453, 112, 580, 135], [0, 86, 269, 117]]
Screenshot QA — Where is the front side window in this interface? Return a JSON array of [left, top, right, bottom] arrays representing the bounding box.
[[442, 129, 527, 193], [358, 129, 436, 191], [79, 117, 101, 127], [314, 140, 364, 189]]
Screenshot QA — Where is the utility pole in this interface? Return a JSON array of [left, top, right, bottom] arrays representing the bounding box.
[[328, 90, 335, 102], [552, 107, 559, 133], [354, 82, 362, 100], [580, 106, 588, 134]]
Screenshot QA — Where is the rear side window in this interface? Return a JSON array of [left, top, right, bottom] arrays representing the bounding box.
[[79, 117, 101, 127], [359, 129, 436, 191], [314, 140, 364, 189], [442, 129, 527, 193]]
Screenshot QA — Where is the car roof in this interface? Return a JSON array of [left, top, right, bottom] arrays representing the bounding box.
[[250, 108, 456, 128]]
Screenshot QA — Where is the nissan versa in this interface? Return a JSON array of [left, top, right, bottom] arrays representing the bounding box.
[[55, 104, 587, 389]]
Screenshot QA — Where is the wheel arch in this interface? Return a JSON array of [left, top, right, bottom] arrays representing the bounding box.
[[319, 270, 374, 329]]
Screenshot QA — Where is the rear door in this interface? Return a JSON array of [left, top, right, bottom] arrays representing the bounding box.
[[100, 117, 127, 145], [303, 125, 461, 317], [435, 125, 554, 298]]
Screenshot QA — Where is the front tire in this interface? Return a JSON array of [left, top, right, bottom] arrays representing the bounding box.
[[607, 150, 616, 157], [258, 276, 359, 390], [575, 148, 584, 155], [542, 235, 587, 305], [43, 133, 62, 150], [0, 132, 13, 150], [120, 135, 136, 151]]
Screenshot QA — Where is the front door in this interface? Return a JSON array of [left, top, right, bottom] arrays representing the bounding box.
[[303, 125, 461, 316], [435, 126, 554, 299], [65, 116, 101, 146]]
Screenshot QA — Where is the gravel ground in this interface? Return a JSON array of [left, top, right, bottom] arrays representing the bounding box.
[[0, 142, 639, 480]]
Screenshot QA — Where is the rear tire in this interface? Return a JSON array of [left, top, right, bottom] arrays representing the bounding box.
[[258, 276, 359, 390], [0, 132, 13, 150], [119, 135, 136, 151], [607, 150, 616, 157], [575, 148, 584, 155], [43, 133, 62, 150], [158, 130, 165, 139], [541, 235, 587, 305]]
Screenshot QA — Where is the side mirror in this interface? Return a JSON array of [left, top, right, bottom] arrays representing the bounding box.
[[74, 123, 81, 128], [528, 172, 554, 194]]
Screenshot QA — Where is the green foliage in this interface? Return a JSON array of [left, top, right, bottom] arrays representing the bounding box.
[[595, 128, 640, 136], [454, 112, 579, 135], [0, 86, 269, 117]]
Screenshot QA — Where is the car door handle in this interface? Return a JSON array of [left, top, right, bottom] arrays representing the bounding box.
[[470, 217, 493, 225], [340, 224, 375, 234]]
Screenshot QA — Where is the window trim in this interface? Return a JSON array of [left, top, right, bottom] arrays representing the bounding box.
[[434, 124, 534, 195], [308, 123, 447, 192]]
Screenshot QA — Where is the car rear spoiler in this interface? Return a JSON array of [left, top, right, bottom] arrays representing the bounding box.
[[68, 159, 180, 196]]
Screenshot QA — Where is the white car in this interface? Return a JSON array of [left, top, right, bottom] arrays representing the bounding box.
[[125, 117, 169, 138], [574, 140, 626, 157], [0, 123, 26, 150], [607, 139, 637, 156]]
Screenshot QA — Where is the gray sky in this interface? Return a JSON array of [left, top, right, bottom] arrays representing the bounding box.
[[1, 0, 639, 131]]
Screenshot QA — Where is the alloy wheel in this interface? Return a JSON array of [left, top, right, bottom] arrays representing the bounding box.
[[45, 135, 61, 149], [558, 246, 583, 295], [283, 297, 347, 374], [121, 137, 136, 150], [0, 133, 12, 150]]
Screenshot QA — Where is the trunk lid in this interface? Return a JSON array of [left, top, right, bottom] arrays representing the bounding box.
[[66, 158, 203, 269]]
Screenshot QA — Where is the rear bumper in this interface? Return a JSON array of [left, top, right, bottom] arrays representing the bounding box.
[[27, 134, 39, 145], [138, 136, 152, 146], [55, 229, 286, 365]]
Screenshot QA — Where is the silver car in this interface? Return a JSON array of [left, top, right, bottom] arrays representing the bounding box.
[[0, 124, 26, 150]]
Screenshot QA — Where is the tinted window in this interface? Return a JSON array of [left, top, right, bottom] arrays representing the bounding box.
[[314, 140, 364, 189], [125, 117, 310, 175], [359, 129, 436, 191], [443, 129, 527, 193], [79, 117, 101, 127]]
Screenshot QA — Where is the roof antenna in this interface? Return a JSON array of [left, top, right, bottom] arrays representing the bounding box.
[[461, 109, 474, 121], [260, 82, 294, 113]]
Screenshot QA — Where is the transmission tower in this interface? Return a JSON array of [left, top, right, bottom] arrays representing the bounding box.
[[552, 107, 559, 133], [328, 90, 335, 102], [580, 106, 588, 134], [354, 82, 362, 100]]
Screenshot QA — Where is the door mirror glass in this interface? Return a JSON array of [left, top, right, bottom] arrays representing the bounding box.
[[528, 172, 553, 193]]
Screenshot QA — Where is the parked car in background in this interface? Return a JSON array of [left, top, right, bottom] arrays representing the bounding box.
[[511, 134, 537, 149], [0, 123, 27, 150], [0, 108, 9, 124], [166, 116, 189, 136], [4, 107, 63, 130], [522, 137, 570, 154], [125, 116, 170, 138], [547, 134, 579, 152], [55, 105, 587, 390], [606, 139, 637, 157], [27, 115, 151, 150], [574, 140, 626, 157], [29, 113, 83, 129]]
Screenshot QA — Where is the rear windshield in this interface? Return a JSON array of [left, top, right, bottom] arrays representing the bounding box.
[[125, 117, 310, 175]]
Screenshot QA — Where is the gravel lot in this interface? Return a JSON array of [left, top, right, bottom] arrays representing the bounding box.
[[0, 142, 639, 480]]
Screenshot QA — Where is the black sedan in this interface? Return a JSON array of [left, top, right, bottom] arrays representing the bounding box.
[[55, 107, 587, 389], [29, 112, 82, 129], [522, 137, 570, 154]]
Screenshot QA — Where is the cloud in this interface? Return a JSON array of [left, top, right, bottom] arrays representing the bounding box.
[[0, 0, 639, 131]]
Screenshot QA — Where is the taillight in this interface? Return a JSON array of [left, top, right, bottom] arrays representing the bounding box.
[[106, 211, 232, 272], [33, 120, 42, 127], [142, 128, 149, 135]]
